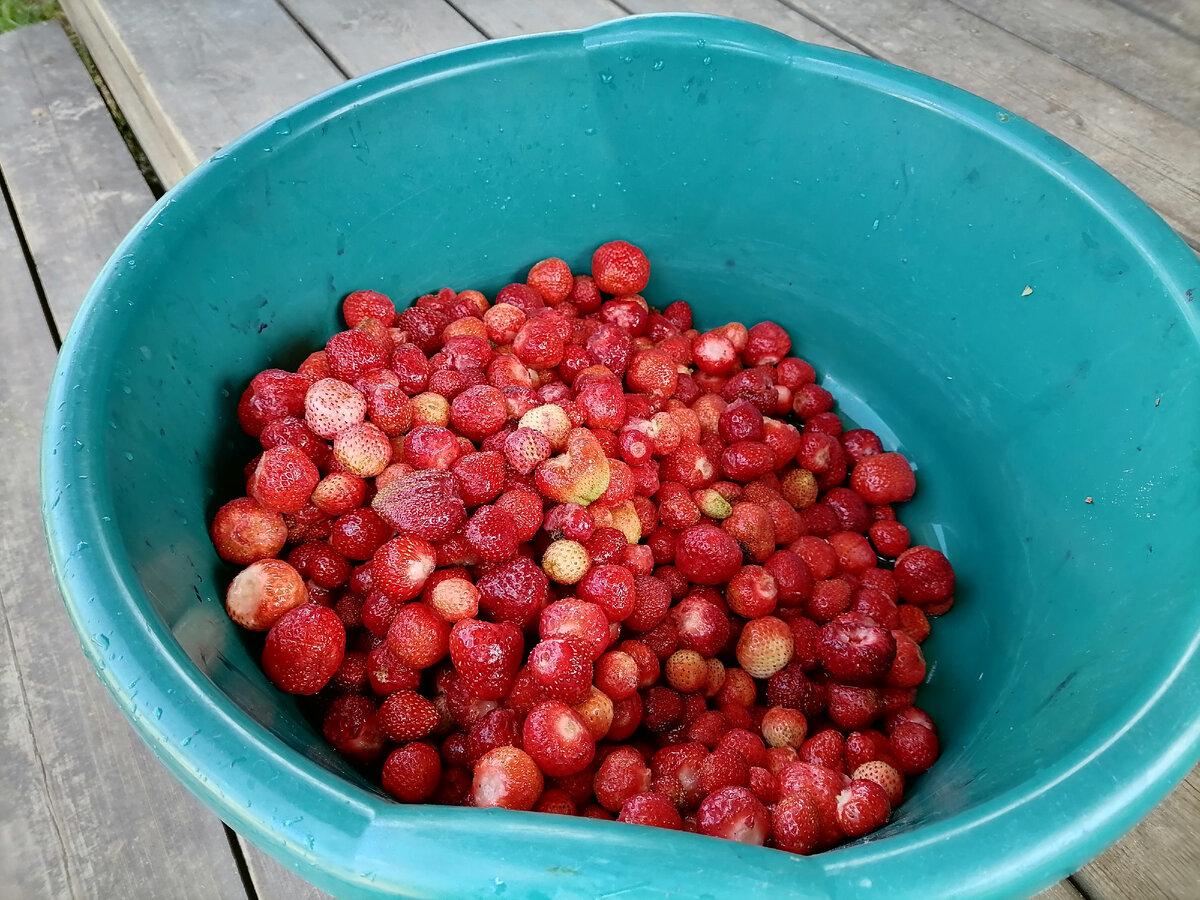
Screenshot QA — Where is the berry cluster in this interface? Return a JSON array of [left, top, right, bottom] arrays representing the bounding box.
[[210, 240, 955, 853]]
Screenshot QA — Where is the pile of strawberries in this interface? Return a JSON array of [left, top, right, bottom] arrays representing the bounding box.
[[210, 240, 955, 854]]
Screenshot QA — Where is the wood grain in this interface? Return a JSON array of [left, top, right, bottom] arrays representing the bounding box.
[[0, 190, 76, 900], [782, 0, 1200, 246], [0, 21, 154, 333], [61, 0, 344, 186], [1116, 0, 1200, 42], [450, 0, 626, 37], [59, 0, 190, 186], [1035, 880, 1087, 900], [621, 0, 856, 50], [239, 836, 334, 900], [1074, 766, 1200, 899], [0, 188, 247, 900], [952, 0, 1200, 128], [278, 0, 482, 78]]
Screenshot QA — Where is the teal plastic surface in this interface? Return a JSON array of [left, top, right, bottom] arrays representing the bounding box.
[[41, 14, 1200, 900]]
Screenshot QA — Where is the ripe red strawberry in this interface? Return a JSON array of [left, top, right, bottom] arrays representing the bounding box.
[[696, 786, 770, 846], [261, 604, 345, 694], [771, 792, 822, 854], [225, 558, 308, 630], [248, 446, 320, 514], [594, 746, 651, 812], [674, 524, 741, 585], [372, 469, 466, 540], [523, 700, 596, 777], [382, 741, 441, 803], [476, 555, 548, 627], [836, 778, 892, 837], [342, 289, 396, 328], [817, 613, 898, 684], [664, 649, 707, 694], [310, 473, 368, 517], [371, 534, 436, 601], [237, 369, 313, 437], [591, 240, 650, 295], [618, 792, 683, 829], [471, 746, 544, 810], [889, 721, 940, 774], [322, 694, 385, 764], [850, 452, 916, 505], [450, 618, 524, 700], [529, 637, 593, 703], [378, 689, 440, 742], [210, 497, 287, 565], [387, 603, 451, 669], [450, 451, 506, 507], [893, 546, 956, 606], [493, 487, 544, 542]]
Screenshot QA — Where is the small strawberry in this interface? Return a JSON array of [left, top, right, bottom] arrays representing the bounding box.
[[736, 616, 794, 679], [836, 779, 892, 837], [852, 760, 904, 807], [248, 446, 321, 514], [674, 524, 742, 585], [535, 428, 612, 505], [696, 786, 770, 846], [261, 604, 345, 695], [761, 707, 808, 749], [378, 690, 440, 742], [322, 694, 385, 764], [210, 497, 287, 565], [504, 427, 552, 475], [591, 240, 650, 296], [529, 637, 593, 703], [465, 504, 519, 562], [372, 469, 466, 540], [450, 618, 524, 700], [304, 377, 367, 439], [541, 539, 591, 585], [370, 534, 436, 601], [225, 558, 308, 630], [470, 746, 543, 810], [382, 742, 441, 803], [771, 793, 822, 854]]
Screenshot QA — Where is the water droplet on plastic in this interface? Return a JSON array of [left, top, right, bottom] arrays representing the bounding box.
[[872, 219, 880, 231], [73, 440, 84, 451], [599, 71, 613, 84], [154, 707, 163, 719], [652, 60, 664, 71], [93, 633, 109, 649], [584, 127, 595, 136], [283, 816, 303, 826], [122, 386, 132, 394], [274, 118, 291, 135], [123, 451, 134, 461], [702, 56, 711, 66]]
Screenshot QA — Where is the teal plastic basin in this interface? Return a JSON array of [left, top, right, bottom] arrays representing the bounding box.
[[41, 14, 1200, 899]]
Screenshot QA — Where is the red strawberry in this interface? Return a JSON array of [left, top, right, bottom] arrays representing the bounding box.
[[261, 604, 345, 694], [450, 618, 524, 700], [591, 240, 650, 295], [372, 469, 466, 540], [674, 524, 741, 585]]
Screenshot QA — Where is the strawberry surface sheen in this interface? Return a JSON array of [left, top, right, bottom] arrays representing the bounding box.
[[211, 239, 956, 855]]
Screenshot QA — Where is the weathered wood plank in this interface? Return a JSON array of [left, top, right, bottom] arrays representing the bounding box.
[[0, 199, 76, 900], [1074, 766, 1200, 900], [279, 0, 482, 78], [621, 0, 856, 51], [952, 0, 1200, 128], [61, 0, 344, 186], [1116, 0, 1200, 42], [59, 0, 190, 186], [1035, 880, 1087, 900], [239, 836, 333, 900], [0, 21, 155, 334], [781, 0, 1200, 246], [450, 0, 626, 37], [0, 197, 248, 898]]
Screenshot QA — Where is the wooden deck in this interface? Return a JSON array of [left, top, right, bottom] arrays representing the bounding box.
[[0, 2, 1196, 897]]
